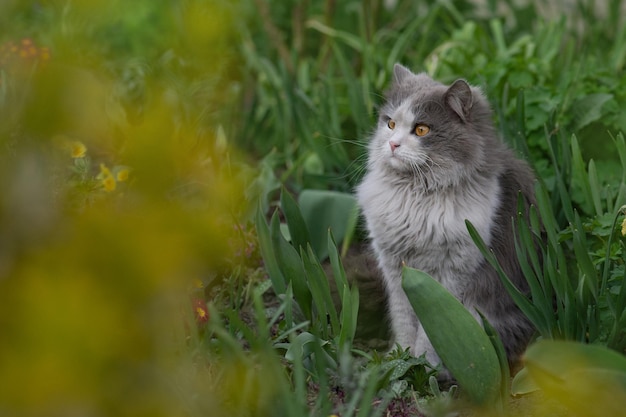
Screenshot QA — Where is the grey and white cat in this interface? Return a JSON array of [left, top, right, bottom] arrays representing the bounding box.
[[356, 64, 536, 369]]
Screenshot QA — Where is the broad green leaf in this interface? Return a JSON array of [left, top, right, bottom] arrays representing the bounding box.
[[402, 267, 501, 406], [523, 340, 626, 417], [524, 339, 626, 375], [298, 189, 357, 261], [510, 366, 539, 396]]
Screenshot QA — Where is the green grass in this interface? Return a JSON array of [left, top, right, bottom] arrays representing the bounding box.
[[2, 0, 626, 416]]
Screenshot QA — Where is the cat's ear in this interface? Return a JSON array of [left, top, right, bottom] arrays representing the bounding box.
[[393, 64, 414, 84], [444, 79, 473, 122]]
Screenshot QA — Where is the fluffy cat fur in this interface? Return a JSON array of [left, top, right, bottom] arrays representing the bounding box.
[[356, 64, 536, 369]]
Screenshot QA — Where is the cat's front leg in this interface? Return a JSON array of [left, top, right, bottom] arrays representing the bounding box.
[[384, 272, 420, 350], [413, 326, 439, 364], [413, 328, 454, 381]]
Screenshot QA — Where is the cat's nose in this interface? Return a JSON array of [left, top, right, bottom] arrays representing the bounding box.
[[389, 140, 400, 152]]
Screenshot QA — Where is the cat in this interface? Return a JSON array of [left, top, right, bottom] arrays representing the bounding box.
[[356, 64, 537, 372]]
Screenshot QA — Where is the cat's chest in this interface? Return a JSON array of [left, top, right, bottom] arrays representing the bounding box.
[[358, 174, 499, 261]]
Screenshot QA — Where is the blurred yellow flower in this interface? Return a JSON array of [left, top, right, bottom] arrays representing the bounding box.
[[116, 167, 129, 182], [621, 217, 626, 236], [70, 141, 87, 158], [99, 164, 116, 192], [193, 299, 209, 324]]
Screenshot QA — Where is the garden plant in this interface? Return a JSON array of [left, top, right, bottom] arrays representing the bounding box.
[[1, 0, 626, 416]]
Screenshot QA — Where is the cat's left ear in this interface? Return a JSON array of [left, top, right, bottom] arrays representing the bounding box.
[[444, 79, 473, 122], [393, 63, 414, 84]]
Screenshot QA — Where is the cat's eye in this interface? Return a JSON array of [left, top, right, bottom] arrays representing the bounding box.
[[387, 119, 396, 130], [414, 124, 430, 136]]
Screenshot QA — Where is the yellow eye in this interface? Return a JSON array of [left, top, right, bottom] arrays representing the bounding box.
[[387, 119, 396, 130], [414, 124, 430, 136]]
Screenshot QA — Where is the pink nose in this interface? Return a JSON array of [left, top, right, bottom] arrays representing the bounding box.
[[389, 141, 400, 152]]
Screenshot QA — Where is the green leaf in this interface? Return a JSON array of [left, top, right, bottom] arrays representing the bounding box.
[[570, 93, 613, 131], [338, 283, 359, 350], [298, 189, 357, 261], [511, 366, 539, 396], [572, 211, 598, 303], [466, 220, 546, 333], [402, 267, 501, 406], [524, 339, 626, 376], [301, 245, 339, 338], [588, 159, 603, 216], [305, 19, 364, 52], [255, 208, 286, 294], [270, 212, 312, 320], [571, 134, 594, 215], [327, 231, 359, 349], [523, 340, 626, 417], [508, 70, 534, 88], [328, 231, 348, 295], [280, 187, 312, 253], [479, 311, 510, 412]]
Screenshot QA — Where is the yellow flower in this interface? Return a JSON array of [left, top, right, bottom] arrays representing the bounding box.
[[70, 141, 87, 158], [116, 168, 130, 182], [99, 164, 116, 192], [621, 217, 626, 236]]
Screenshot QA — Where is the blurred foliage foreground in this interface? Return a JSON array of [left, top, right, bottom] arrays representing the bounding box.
[[0, 1, 256, 416]]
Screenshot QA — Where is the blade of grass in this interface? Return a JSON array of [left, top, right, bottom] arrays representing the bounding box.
[[255, 207, 286, 294], [280, 186, 312, 253], [479, 311, 510, 413], [588, 159, 603, 216], [572, 211, 598, 303], [270, 212, 313, 319], [571, 134, 594, 215], [466, 220, 547, 333], [302, 244, 340, 337], [513, 216, 554, 328]]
